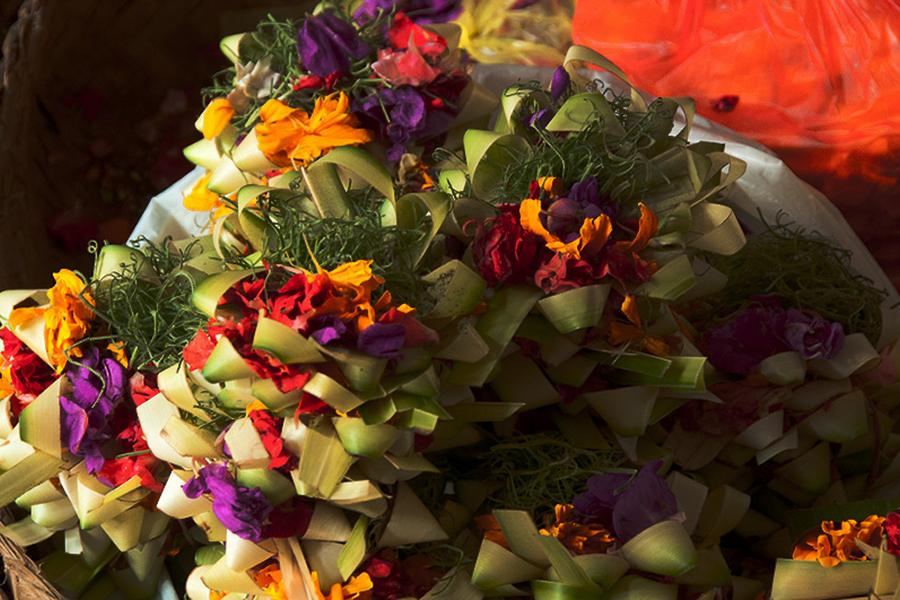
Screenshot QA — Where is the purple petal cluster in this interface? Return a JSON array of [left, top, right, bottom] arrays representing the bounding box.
[[59, 347, 127, 473], [357, 322, 406, 358], [298, 11, 371, 78], [781, 308, 844, 359], [354, 0, 462, 25], [703, 298, 845, 376], [183, 464, 272, 542], [357, 87, 428, 161], [573, 460, 678, 542]]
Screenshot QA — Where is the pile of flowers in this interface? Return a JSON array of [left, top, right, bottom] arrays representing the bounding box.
[[1, 4, 899, 600]]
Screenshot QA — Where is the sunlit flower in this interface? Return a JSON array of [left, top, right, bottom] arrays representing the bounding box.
[[254, 564, 288, 600], [256, 94, 372, 167], [201, 98, 235, 140], [182, 172, 233, 223], [539, 504, 616, 555], [792, 515, 884, 567], [520, 198, 612, 260], [9, 269, 93, 372]]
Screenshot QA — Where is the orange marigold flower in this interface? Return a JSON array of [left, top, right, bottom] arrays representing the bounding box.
[[539, 504, 616, 555], [107, 341, 129, 368], [519, 198, 612, 260], [201, 98, 235, 140], [9, 269, 93, 372], [792, 515, 885, 568], [255, 93, 372, 168], [252, 563, 287, 600]]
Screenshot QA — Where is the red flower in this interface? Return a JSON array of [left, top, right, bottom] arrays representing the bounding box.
[[184, 318, 312, 394], [363, 551, 441, 600], [885, 511, 900, 556], [387, 12, 447, 57], [534, 254, 597, 294], [129, 372, 158, 407], [9, 352, 56, 397], [472, 204, 542, 287], [224, 278, 267, 316], [97, 454, 162, 493], [0, 328, 24, 360], [294, 392, 331, 416], [183, 324, 218, 371], [263, 497, 313, 538], [248, 407, 297, 471], [293, 74, 325, 90], [96, 421, 163, 492]]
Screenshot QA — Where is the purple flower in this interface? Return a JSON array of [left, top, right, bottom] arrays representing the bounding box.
[[354, 0, 462, 25], [357, 87, 427, 161], [780, 309, 844, 359], [702, 304, 790, 376], [59, 348, 127, 473], [357, 322, 406, 358], [528, 107, 553, 129], [550, 66, 570, 102], [573, 460, 678, 542], [183, 464, 272, 542], [310, 315, 347, 345], [568, 176, 619, 220], [298, 12, 371, 78]]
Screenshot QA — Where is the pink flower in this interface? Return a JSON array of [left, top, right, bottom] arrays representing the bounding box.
[[372, 46, 441, 86]]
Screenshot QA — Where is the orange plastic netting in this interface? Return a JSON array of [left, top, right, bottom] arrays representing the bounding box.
[[572, 0, 900, 184]]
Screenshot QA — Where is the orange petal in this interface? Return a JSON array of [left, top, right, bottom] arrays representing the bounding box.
[[621, 295, 641, 327], [202, 98, 235, 140], [580, 214, 613, 256], [519, 199, 556, 244], [537, 176, 565, 197], [629, 203, 659, 252], [183, 173, 221, 212], [8, 306, 45, 329], [343, 573, 373, 597], [608, 322, 644, 346]]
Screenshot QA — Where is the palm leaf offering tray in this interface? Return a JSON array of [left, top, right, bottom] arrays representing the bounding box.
[[2, 3, 900, 599]]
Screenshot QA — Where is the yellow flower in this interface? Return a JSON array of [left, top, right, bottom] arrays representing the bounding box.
[[256, 94, 372, 167], [519, 198, 612, 260], [201, 98, 235, 140], [539, 504, 616, 555], [312, 571, 373, 600], [9, 269, 93, 372], [183, 172, 234, 223]]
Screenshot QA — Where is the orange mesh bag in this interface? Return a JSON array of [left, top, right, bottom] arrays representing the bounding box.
[[572, 0, 900, 280], [573, 0, 900, 173]]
